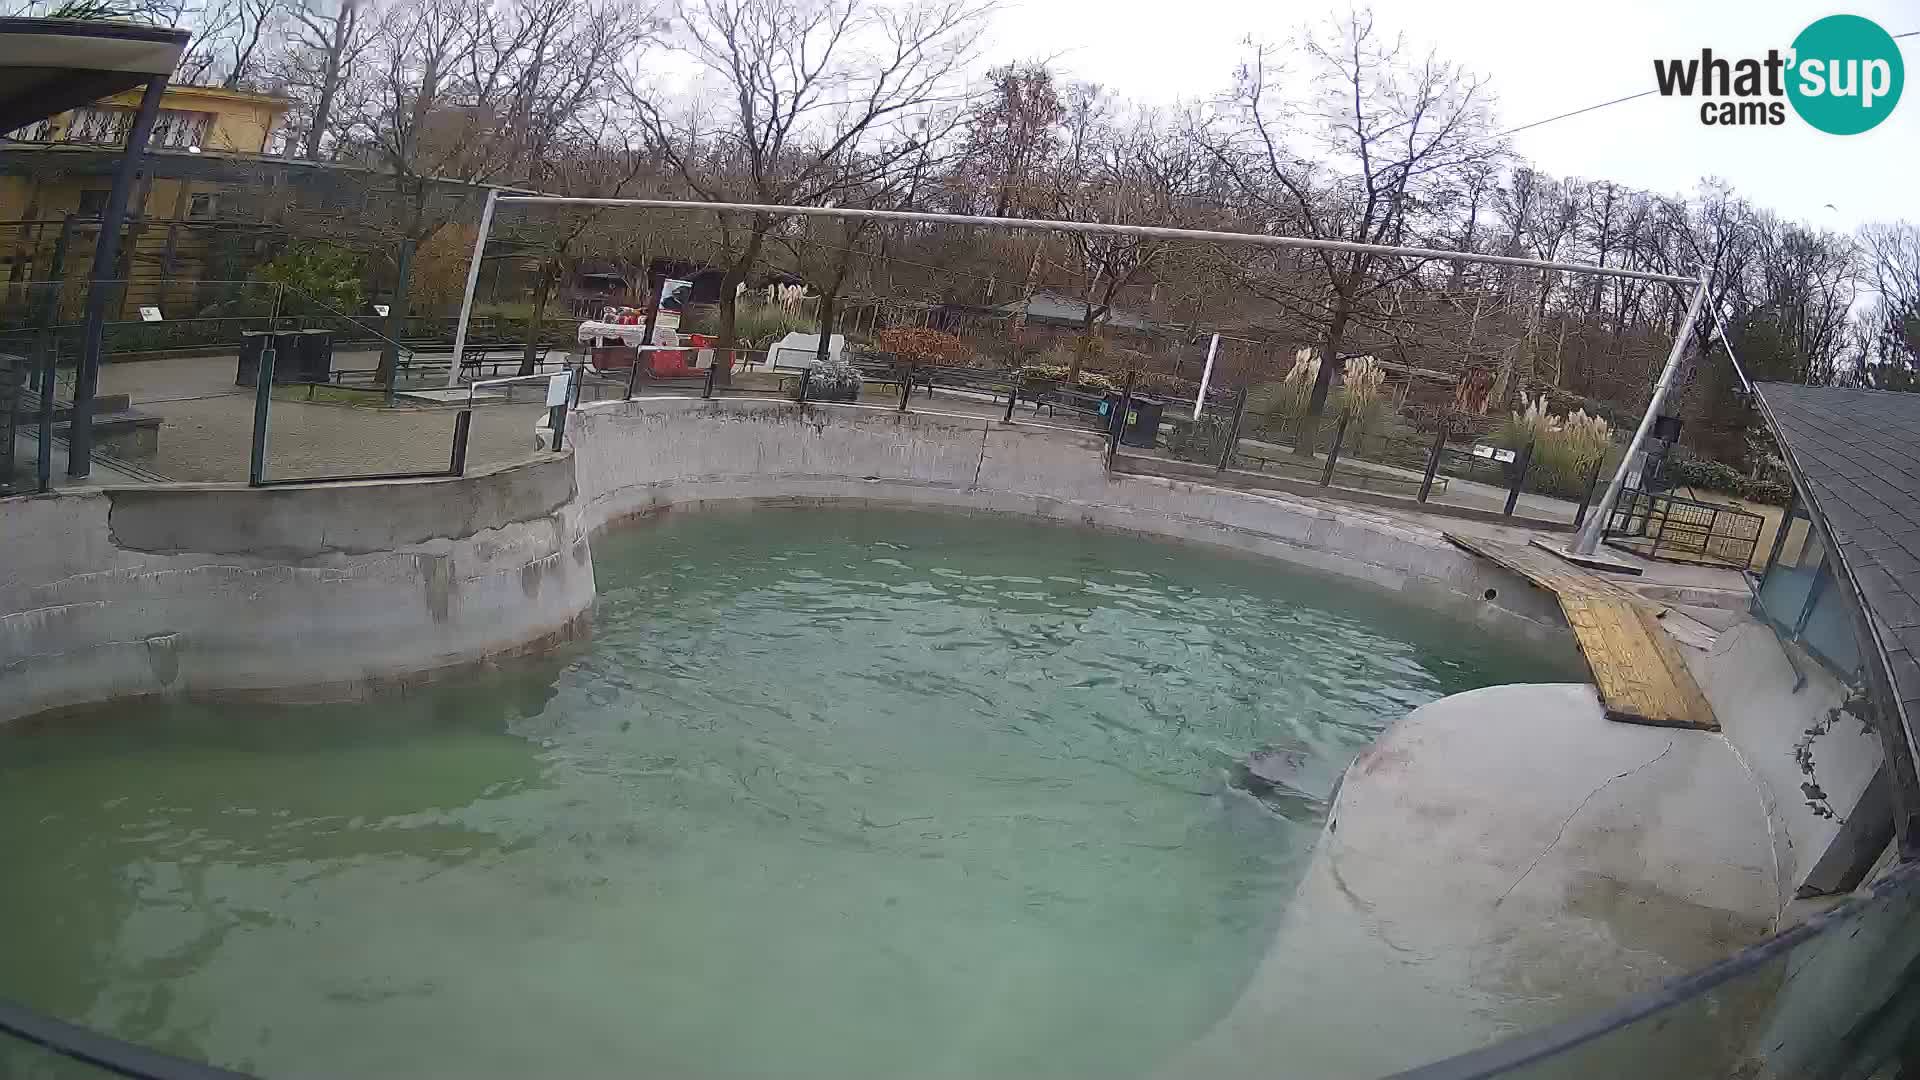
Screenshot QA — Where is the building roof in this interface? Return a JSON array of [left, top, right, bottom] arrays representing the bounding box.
[[996, 290, 1155, 332], [0, 18, 188, 134], [1755, 382, 1920, 840]]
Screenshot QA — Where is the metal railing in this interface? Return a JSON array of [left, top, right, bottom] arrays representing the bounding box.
[[1604, 487, 1766, 570]]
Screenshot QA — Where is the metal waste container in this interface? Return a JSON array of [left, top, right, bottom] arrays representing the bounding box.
[[1120, 394, 1165, 448], [294, 329, 335, 383]]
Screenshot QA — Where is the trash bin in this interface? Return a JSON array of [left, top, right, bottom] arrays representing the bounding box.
[[295, 329, 335, 383], [236, 331, 267, 387], [1120, 394, 1165, 448]]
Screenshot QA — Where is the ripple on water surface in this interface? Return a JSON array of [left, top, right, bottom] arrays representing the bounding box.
[[0, 507, 1574, 1078]]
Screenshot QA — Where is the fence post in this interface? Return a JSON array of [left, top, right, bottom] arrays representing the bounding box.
[[248, 347, 275, 486], [795, 368, 812, 403], [702, 359, 717, 400], [35, 339, 55, 493], [1217, 386, 1248, 473], [1504, 437, 1536, 517], [899, 366, 913, 412], [1572, 456, 1606, 529], [448, 409, 472, 475], [1320, 411, 1350, 487], [1105, 370, 1137, 472], [624, 345, 641, 400], [1418, 415, 1452, 502], [1002, 376, 1018, 423]]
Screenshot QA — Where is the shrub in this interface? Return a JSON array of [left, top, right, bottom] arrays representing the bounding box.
[[253, 243, 365, 317], [1664, 454, 1793, 506], [807, 357, 864, 399], [1496, 395, 1614, 498], [685, 300, 816, 345], [1017, 363, 1117, 392], [1338, 355, 1386, 430], [1249, 348, 1319, 428], [876, 326, 968, 366]]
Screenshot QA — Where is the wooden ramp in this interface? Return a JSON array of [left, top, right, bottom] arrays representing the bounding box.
[[1446, 534, 1719, 731]]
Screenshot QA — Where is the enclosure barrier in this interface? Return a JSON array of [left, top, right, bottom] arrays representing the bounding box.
[[1604, 488, 1766, 571]]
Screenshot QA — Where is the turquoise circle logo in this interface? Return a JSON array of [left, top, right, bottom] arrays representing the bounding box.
[[1788, 14, 1904, 134]]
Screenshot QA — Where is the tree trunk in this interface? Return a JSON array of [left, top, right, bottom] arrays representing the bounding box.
[[1296, 287, 1352, 456], [713, 227, 768, 388], [376, 236, 415, 389], [1068, 307, 1098, 384], [814, 291, 838, 367], [520, 257, 557, 376]]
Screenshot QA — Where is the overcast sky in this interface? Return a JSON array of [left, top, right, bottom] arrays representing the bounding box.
[[981, 0, 1918, 233]]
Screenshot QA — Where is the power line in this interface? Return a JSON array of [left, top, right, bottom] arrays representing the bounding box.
[[1494, 90, 1657, 140]]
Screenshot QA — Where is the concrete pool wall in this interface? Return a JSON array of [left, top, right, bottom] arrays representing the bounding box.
[[0, 396, 1597, 721], [1, 394, 1567, 718], [571, 397, 1572, 647], [0, 454, 594, 724]]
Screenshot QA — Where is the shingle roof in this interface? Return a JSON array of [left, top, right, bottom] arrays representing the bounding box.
[[995, 291, 1156, 331], [1756, 383, 1920, 776]]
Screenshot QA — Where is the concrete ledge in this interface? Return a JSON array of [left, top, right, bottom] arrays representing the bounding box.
[[1, 455, 595, 723]]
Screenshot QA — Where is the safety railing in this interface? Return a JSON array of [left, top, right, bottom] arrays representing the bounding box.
[[1604, 487, 1765, 571]]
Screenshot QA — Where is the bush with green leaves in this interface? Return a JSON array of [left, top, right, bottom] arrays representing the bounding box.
[[1017, 364, 1117, 392], [251, 244, 365, 317], [1665, 455, 1792, 506]]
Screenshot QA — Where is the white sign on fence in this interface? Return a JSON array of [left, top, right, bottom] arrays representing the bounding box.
[[546, 371, 572, 407], [1471, 443, 1517, 464], [138, 306, 162, 322], [372, 304, 390, 317]]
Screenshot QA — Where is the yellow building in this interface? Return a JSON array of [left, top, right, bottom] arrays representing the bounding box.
[[0, 83, 290, 309]]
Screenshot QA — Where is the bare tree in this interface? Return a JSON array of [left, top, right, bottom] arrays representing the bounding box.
[[625, 0, 988, 384], [1206, 11, 1499, 450]]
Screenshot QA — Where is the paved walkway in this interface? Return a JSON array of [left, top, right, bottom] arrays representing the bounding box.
[[98, 354, 550, 483]]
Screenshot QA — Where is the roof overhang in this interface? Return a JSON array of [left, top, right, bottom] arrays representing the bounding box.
[[0, 18, 189, 135]]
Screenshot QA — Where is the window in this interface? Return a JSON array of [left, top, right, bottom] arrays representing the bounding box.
[[188, 193, 216, 219], [1756, 502, 1864, 679], [60, 107, 212, 149], [76, 189, 111, 218], [4, 119, 52, 143]]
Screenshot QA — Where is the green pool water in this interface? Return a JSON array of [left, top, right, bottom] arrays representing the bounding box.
[[0, 507, 1574, 1078]]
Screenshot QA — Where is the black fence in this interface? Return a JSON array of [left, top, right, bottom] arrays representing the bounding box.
[[1604, 488, 1766, 571]]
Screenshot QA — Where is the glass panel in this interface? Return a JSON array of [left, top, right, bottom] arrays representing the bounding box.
[[1758, 527, 1825, 633], [1800, 576, 1865, 678]]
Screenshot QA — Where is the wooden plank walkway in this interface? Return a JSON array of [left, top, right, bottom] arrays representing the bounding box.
[[1446, 533, 1719, 731]]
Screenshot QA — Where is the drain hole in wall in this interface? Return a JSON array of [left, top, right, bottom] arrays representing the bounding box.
[[1483, 588, 1498, 601]]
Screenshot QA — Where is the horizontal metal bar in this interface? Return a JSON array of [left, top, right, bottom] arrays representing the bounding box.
[[0, 997, 253, 1080], [494, 197, 1700, 286], [253, 469, 457, 487]]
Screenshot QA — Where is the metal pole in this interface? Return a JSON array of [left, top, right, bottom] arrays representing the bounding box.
[[899, 365, 913, 411], [448, 409, 472, 474], [1572, 456, 1606, 530], [1217, 386, 1248, 473], [70, 74, 167, 478], [445, 188, 499, 388], [494, 197, 1698, 286], [1320, 411, 1350, 487], [1002, 376, 1018, 423], [35, 339, 54, 493], [1418, 415, 1452, 503], [1193, 332, 1220, 420], [248, 346, 274, 485], [1106, 370, 1137, 471], [795, 368, 812, 403], [1505, 438, 1536, 517], [702, 360, 717, 399], [1571, 277, 1710, 555]]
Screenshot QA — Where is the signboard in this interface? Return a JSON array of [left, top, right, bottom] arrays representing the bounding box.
[[545, 371, 572, 407], [1471, 443, 1517, 464], [372, 304, 390, 317], [138, 306, 162, 322]]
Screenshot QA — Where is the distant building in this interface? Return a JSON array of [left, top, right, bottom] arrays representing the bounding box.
[[0, 84, 290, 307]]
